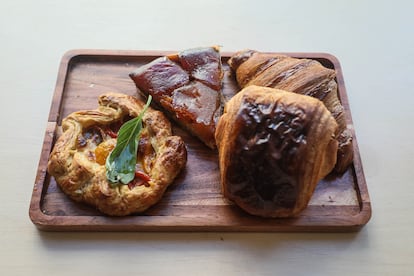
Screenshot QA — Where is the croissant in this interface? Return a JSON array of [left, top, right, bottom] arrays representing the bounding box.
[[228, 50, 353, 173], [215, 86, 338, 217]]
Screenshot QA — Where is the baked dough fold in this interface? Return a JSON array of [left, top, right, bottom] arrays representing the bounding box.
[[215, 86, 338, 217]]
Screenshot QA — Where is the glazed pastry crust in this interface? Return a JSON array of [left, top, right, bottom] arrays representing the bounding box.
[[47, 92, 187, 216], [215, 86, 338, 217]]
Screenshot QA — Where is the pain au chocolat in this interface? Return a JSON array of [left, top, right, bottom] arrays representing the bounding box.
[[215, 86, 338, 217], [47, 92, 187, 216], [129, 46, 224, 149], [228, 50, 352, 173]]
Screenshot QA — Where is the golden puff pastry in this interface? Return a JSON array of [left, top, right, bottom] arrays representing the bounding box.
[[228, 50, 352, 173], [47, 92, 187, 216], [215, 86, 338, 217]]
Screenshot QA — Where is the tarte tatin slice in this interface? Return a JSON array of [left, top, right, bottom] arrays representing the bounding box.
[[129, 46, 223, 149]]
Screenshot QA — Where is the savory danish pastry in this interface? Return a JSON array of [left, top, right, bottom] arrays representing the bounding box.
[[47, 92, 187, 216], [215, 86, 338, 217], [228, 50, 353, 173]]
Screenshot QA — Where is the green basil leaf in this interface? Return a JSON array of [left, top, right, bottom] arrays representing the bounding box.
[[105, 96, 152, 185]]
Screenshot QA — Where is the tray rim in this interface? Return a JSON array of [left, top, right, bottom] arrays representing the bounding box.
[[29, 49, 371, 232]]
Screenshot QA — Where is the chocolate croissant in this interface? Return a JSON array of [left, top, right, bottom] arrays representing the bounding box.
[[215, 86, 338, 217], [228, 50, 352, 173]]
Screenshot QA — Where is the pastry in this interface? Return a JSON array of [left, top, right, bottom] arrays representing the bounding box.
[[129, 46, 223, 149], [215, 86, 338, 217], [228, 50, 353, 172], [47, 92, 187, 216]]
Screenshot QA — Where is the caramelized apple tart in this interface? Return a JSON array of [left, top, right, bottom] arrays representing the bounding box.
[[129, 46, 223, 149]]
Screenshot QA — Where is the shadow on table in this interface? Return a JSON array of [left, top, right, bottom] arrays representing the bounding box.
[[36, 227, 368, 255]]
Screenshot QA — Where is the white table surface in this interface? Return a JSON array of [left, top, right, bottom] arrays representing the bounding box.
[[1, 0, 413, 275]]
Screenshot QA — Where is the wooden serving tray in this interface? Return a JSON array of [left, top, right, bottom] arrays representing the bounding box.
[[29, 49, 371, 232]]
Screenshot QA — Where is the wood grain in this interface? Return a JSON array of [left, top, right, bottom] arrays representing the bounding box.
[[29, 50, 371, 232]]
